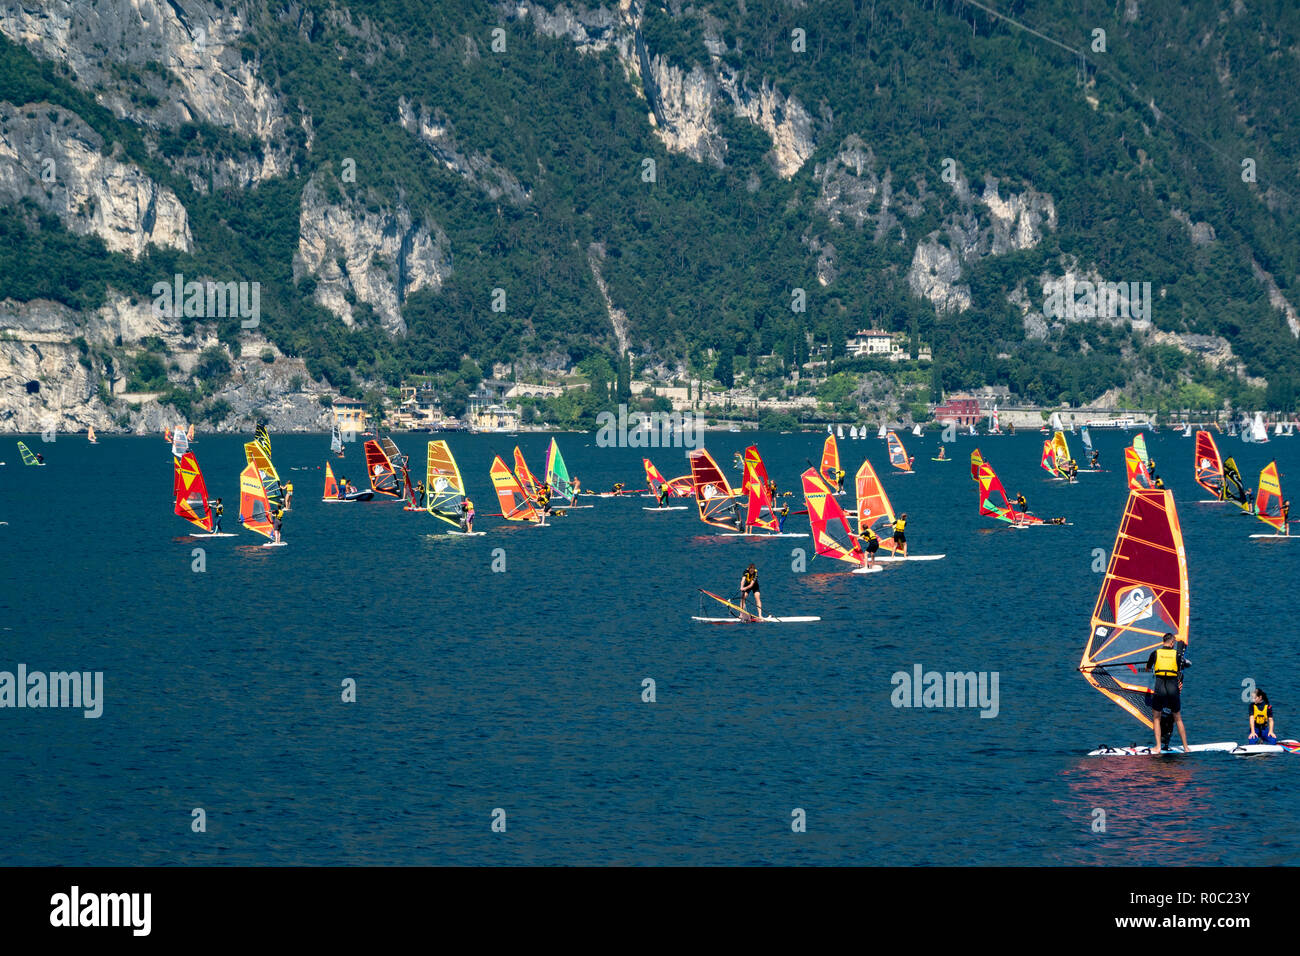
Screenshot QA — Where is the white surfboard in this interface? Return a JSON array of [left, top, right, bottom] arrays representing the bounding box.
[[195, 532, 238, 538], [867, 554, 946, 562], [562, 504, 595, 509], [691, 615, 821, 624], [1087, 742, 1237, 756], [848, 564, 886, 574], [717, 532, 808, 538], [260, 540, 288, 548], [445, 530, 487, 537], [1249, 534, 1294, 539], [1232, 739, 1300, 756], [643, 506, 689, 511]]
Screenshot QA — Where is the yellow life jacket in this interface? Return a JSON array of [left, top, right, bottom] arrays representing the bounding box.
[[1153, 646, 1180, 678], [894, 518, 906, 533], [742, 569, 756, 587], [1252, 703, 1270, 725]]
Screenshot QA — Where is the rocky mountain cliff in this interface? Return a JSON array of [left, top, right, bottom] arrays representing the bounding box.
[[1, 0, 1297, 432]]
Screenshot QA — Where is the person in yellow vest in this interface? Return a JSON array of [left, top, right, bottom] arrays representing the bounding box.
[[861, 525, 880, 567], [284, 481, 294, 510], [892, 513, 908, 557], [777, 499, 790, 532], [1145, 632, 1190, 753], [1247, 689, 1276, 745], [834, 467, 846, 494], [460, 497, 475, 533], [739, 564, 762, 620], [211, 498, 223, 534]]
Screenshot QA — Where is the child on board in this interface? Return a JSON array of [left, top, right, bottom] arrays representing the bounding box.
[[1247, 689, 1277, 745], [656, 484, 670, 508], [271, 507, 284, 544], [1015, 493, 1028, 515], [212, 498, 223, 533], [834, 467, 846, 493], [777, 500, 790, 532], [739, 564, 762, 619], [935, 444, 946, 460], [1283, 500, 1291, 535], [1090, 450, 1100, 469], [284, 482, 294, 510], [1146, 632, 1189, 754]]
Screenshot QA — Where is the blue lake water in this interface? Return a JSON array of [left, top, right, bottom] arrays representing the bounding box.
[[1, 427, 1297, 865]]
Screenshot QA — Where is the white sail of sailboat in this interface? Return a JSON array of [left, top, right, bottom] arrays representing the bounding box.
[[1252, 412, 1269, 443], [836, 424, 844, 439], [849, 426, 859, 440], [1050, 411, 1064, 432], [877, 424, 887, 439], [912, 423, 923, 437]]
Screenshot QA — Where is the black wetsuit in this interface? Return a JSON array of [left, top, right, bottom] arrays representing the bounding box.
[[1146, 645, 1187, 712]]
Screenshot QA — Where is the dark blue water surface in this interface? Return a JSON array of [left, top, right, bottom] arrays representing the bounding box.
[[1, 428, 1297, 865]]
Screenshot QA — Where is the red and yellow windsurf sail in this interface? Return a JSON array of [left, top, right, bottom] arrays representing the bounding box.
[[1124, 446, 1153, 489], [244, 441, 283, 510], [854, 456, 897, 550], [238, 462, 274, 539], [976, 455, 1040, 525], [364, 440, 400, 497], [427, 441, 466, 526], [885, 431, 912, 472], [643, 458, 692, 497], [801, 468, 864, 567], [491, 455, 537, 521], [1040, 439, 1059, 477], [741, 445, 778, 532], [173, 451, 213, 532], [1080, 488, 1188, 731], [1256, 462, 1287, 532], [820, 435, 841, 486], [1194, 430, 1223, 498], [689, 449, 740, 530], [513, 447, 541, 503], [323, 462, 340, 500], [970, 448, 985, 482]]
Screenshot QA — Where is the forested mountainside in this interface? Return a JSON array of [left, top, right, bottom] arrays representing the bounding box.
[[1, 0, 1298, 431]]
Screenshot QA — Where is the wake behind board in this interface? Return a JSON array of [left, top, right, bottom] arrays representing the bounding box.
[[643, 506, 689, 511], [1087, 742, 1237, 756], [1232, 739, 1300, 756]]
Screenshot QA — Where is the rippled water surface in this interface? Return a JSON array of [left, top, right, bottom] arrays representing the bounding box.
[[1, 429, 1296, 865]]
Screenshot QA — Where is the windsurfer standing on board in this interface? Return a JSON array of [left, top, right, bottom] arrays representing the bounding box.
[[739, 564, 762, 620], [271, 507, 284, 544], [1146, 632, 1189, 754], [834, 467, 846, 494], [892, 513, 908, 557], [1090, 449, 1100, 470], [460, 496, 475, 533], [212, 498, 223, 534]]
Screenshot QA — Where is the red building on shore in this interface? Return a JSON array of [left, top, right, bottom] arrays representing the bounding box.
[[932, 395, 981, 426]]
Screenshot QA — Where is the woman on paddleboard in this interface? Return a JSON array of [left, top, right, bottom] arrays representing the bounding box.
[[1247, 689, 1276, 745], [739, 564, 762, 619], [1146, 632, 1189, 754]]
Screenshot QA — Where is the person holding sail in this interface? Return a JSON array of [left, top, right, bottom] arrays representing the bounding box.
[[739, 564, 763, 619], [1146, 632, 1190, 754]]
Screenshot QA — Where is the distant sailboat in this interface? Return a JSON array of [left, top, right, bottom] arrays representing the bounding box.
[[849, 426, 859, 440], [1252, 412, 1269, 443], [330, 421, 344, 457], [877, 424, 887, 439], [836, 424, 845, 439], [86, 425, 97, 444]]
